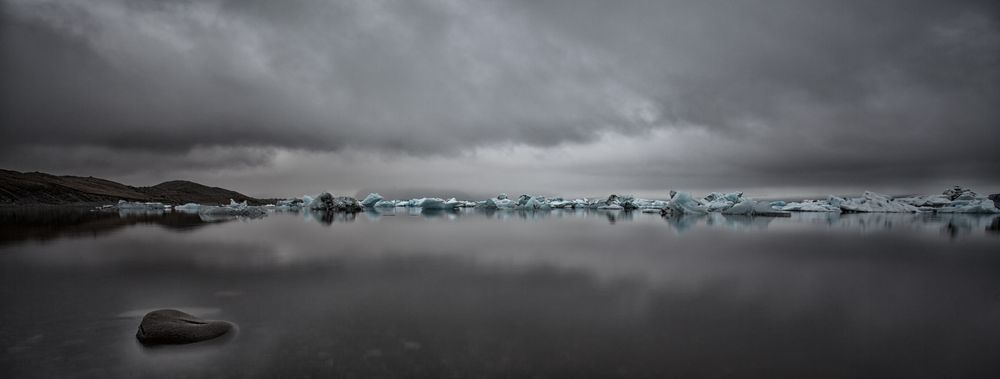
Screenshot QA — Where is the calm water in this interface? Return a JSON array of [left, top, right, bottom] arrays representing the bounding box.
[[2, 207, 1000, 378]]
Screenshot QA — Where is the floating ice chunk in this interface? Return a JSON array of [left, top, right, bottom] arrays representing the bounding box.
[[373, 200, 397, 208], [722, 192, 743, 202], [198, 201, 267, 218], [704, 199, 735, 212], [521, 196, 551, 210], [780, 200, 840, 212], [838, 191, 919, 213], [482, 194, 515, 209], [410, 197, 452, 209], [721, 199, 755, 215], [116, 200, 165, 210], [360, 193, 384, 208], [935, 197, 1000, 213], [116, 200, 167, 210], [669, 192, 708, 214], [753, 201, 792, 217], [549, 200, 572, 208], [174, 203, 202, 212], [943, 186, 978, 201], [895, 195, 950, 207], [310, 193, 363, 212]]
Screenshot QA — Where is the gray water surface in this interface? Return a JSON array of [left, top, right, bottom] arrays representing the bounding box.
[[2, 208, 999, 378]]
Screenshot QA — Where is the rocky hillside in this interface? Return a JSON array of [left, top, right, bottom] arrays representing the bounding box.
[[0, 170, 261, 205]]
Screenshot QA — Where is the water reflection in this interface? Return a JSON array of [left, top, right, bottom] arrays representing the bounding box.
[[0, 207, 209, 245], [3, 207, 999, 245], [2, 207, 1000, 377]]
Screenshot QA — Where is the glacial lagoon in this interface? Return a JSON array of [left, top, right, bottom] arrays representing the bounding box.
[[2, 207, 1000, 377]]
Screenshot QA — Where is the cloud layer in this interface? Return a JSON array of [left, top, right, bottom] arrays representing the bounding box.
[[1, 0, 998, 195]]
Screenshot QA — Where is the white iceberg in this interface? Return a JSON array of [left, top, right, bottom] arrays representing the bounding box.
[[721, 199, 755, 215], [360, 193, 384, 208], [373, 200, 397, 208], [521, 196, 551, 210], [173, 202, 202, 212], [482, 194, 515, 209], [836, 191, 920, 213], [116, 200, 167, 210], [409, 197, 454, 209], [935, 197, 1000, 214], [780, 200, 840, 213], [668, 192, 708, 214]]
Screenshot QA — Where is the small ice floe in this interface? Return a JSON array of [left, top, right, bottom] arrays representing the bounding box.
[[116, 200, 167, 210], [198, 198, 267, 219], [173, 203, 202, 213]]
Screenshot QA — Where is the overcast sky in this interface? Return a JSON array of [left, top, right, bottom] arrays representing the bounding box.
[[2, 0, 998, 199]]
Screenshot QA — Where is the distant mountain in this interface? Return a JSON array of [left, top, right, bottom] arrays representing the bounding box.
[[0, 169, 261, 206]]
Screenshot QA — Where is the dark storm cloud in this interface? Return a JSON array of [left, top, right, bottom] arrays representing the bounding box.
[[1, 0, 998, 189]]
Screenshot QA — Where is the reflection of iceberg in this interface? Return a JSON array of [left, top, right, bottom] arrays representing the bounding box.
[[118, 208, 165, 217]]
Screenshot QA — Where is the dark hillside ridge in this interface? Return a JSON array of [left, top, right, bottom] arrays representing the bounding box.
[[0, 170, 261, 205]]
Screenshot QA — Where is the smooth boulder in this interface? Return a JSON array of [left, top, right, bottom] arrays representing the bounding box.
[[136, 309, 233, 345]]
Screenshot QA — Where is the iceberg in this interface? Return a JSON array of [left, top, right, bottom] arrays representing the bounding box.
[[837, 191, 920, 213], [668, 192, 708, 214], [721, 199, 755, 215], [935, 197, 1000, 214], [275, 198, 305, 210], [301, 195, 315, 208], [521, 196, 551, 210], [198, 199, 267, 219], [373, 200, 397, 208], [116, 200, 167, 210], [943, 186, 978, 201], [360, 193, 384, 208], [775, 188, 1000, 214], [173, 203, 202, 213], [482, 194, 515, 209], [309, 192, 362, 212], [409, 197, 455, 209], [780, 200, 840, 213]]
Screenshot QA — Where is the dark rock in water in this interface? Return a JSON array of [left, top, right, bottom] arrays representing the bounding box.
[[309, 192, 362, 212], [990, 193, 1000, 208], [136, 309, 233, 345]]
